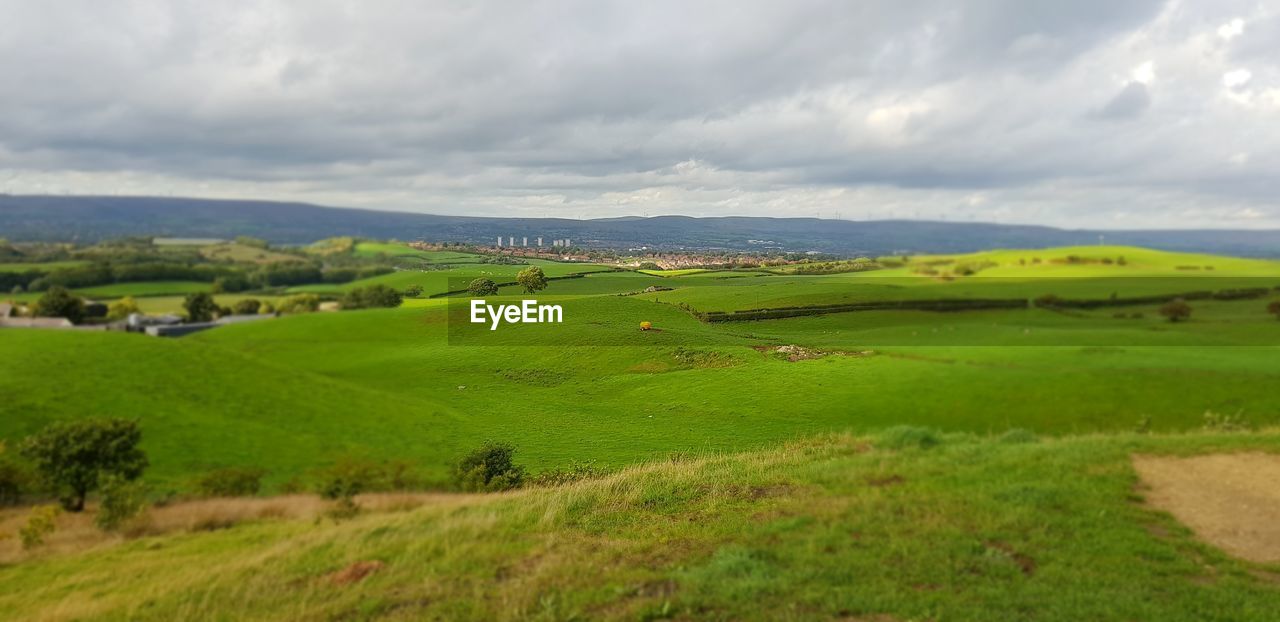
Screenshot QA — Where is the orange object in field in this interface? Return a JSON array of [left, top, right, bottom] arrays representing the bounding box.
[[640, 321, 652, 331]]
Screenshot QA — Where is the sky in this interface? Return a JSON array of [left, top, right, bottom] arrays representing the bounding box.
[[1, 1, 1277, 228]]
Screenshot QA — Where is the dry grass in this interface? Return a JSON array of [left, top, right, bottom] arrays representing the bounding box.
[[0, 492, 479, 564]]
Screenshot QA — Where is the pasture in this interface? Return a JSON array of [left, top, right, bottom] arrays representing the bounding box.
[[3, 244, 1279, 491]]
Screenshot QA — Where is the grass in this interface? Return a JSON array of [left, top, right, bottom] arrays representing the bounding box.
[[2, 430, 1278, 620], [3, 245, 1280, 619], [1, 245, 1279, 492]]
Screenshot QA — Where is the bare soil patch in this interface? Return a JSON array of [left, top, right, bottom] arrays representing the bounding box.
[[1133, 452, 1280, 563]]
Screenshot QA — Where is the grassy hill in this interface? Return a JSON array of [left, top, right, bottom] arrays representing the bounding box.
[[4, 279, 1280, 492], [2, 430, 1278, 620]]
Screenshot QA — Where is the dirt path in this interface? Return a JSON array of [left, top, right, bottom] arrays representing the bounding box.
[[1133, 452, 1280, 563]]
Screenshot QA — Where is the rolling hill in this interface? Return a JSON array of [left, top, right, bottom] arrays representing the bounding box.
[[4, 195, 1280, 256]]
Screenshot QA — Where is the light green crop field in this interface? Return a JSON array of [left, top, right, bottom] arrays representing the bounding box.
[[352, 241, 486, 264]]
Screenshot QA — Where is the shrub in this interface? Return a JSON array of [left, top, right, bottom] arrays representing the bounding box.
[[106, 296, 140, 321], [277, 293, 321, 314], [21, 418, 148, 512], [468, 278, 499, 296], [183, 292, 218, 322], [998, 429, 1039, 444], [453, 441, 525, 492], [877, 426, 943, 450], [530, 460, 607, 487], [314, 457, 387, 500], [95, 475, 149, 532], [403, 284, 424, 297], [19, 505, 61, 550], [341, 284, 403, 309], [194, 467, 267, 497], [1033, 294, 1062, 308], [231, 298, 262, 315], [1159, 298, 1192, 323], [31, 286, 85, 323]]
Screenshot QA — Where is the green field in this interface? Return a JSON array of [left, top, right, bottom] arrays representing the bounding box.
[[3, 244, 1280, 620], [2, 429, 1278, 621], [3, 246, 1279, 491]]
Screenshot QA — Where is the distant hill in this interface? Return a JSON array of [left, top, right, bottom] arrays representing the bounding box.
[[2, 194, 1279, 256]]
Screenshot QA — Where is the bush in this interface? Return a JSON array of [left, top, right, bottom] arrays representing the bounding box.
[[32, 286, 85, 323], [231, 299, 261, 315], [468, 278, 498, 297], [183, 292, 218, 322], [877, 426, 943, 450], [1159, 298, 1192, 323], [453, 441, 525, 492], [341, 284, 403, 309], [194, 467, 267, 497], [106, 296, 140, 321], [20, 505, 61, 550], [277, 293, 321, 314], [403, 284, 424, 297], [95, 475, 148, 532], [314, 457, 391, 500]]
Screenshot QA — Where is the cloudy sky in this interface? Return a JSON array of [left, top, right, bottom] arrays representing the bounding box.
[[1, 1, 1277, 228]]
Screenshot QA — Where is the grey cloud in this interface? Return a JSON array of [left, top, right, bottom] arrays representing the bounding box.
[[0, 0, 1277, 228], [1096, 81, 1152, 119]]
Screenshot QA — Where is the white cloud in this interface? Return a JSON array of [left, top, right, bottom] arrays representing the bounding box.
[[1217, 18, 1245, 40], [1131, 60, 1156, 85], [1223, 68, 1253, 89]]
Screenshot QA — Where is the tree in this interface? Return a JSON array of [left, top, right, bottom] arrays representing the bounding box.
[[515, 266, 548, 294], [468, 278, 498, 297], [453, 441, 525, 492], [341, 284, 403, 309], [403, 284, 424, 298], [1159, 298, 1192, 323], [32, 286, 85, 324], [183, 292, 218, 322], [20, 419, 148, 512], [277, 293, 321, 314], [232, 298, 261, 315], [1269, 300, 1280, 320], [106, 296, 140, 321]]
